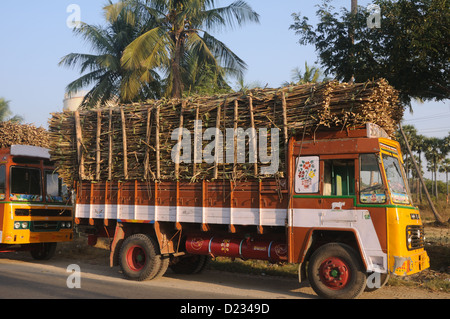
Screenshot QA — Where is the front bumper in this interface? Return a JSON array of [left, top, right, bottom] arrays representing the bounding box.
[[392, 250, 430, 276]]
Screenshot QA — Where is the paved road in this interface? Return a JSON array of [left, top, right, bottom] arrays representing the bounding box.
[[0, 253, 311, 300]]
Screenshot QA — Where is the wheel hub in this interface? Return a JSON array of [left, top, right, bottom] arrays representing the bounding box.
[[127, 245, 147, 272], [319, 257, 350, 290]]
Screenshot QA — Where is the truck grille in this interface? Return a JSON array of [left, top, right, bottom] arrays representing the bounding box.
[[406, 225, 425, 250], [31, 221, 59, 232], [15, 209, 71, 217]]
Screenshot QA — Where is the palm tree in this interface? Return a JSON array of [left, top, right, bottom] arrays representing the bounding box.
[[423, 137, 446, 199], [119, 0, 260, 98], [438, 158, 450, 204], [0, 98, 23, 123], [291, 62, 322, 84], [60, 1, 162, 108]]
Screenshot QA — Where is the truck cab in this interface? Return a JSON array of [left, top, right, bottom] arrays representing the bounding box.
[[0, 145, 73, 259], [290, 124, 429, 297]]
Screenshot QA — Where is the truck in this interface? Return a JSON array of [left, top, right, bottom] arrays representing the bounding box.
[[0, 145, 73, 259], [48, 80, 429, 298], [73, 123, 429, 299]]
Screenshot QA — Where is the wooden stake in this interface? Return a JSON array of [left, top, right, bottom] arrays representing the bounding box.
[[156, 104, 161, 180], [74, 111, 85, 180], [144, 107, 151, 180], [193, 105, 200, 177], [108, 107, 113, 181], [248, 94, 258, 176], [233, 99, 238, 179], [96, 110, 102, 180], [120, 107, 128, 180], [214, 103, 222, 179], [175, 102, 185, 179], [281, 92, 289, 162]]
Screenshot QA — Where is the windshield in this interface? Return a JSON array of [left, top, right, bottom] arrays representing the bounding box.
[[359, 154, 386, 203], [45, 172, 69, 203], [382, 154, 410, 204], [10, 167, 42, 201]]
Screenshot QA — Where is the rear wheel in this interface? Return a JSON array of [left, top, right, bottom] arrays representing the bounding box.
[[30, 243, 57, 260], [307, 243, 366, 299], [119, 234, 163, 281], [170, 255, 210, 274]]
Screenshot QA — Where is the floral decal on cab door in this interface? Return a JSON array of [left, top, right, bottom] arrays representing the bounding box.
[[295, 156, 319, 193]]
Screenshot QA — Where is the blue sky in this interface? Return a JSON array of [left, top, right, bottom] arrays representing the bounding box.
[[0, 0, 448, 141]]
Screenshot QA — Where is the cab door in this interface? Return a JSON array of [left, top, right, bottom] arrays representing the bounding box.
[[320, 155, 358, 212]]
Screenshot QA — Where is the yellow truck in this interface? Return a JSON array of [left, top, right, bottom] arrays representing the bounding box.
[[0, 145, 73, 259]]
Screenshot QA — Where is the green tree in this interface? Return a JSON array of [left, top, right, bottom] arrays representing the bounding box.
[[119, 0, 260, 99], [0, 98, 23, 123], [283, 61, 329, 86], [60, 1, 162, 108], [290, 0, 449, 105]]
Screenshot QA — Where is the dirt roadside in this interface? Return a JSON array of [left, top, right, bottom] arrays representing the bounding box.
[[48, 223, 449, 300]]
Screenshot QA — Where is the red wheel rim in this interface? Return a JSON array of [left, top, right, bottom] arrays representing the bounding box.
[[318, 257, 350, 290], [126, 245, 147, 271]]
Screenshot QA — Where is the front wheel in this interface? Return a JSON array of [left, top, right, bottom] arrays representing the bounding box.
[[307, 243, 366, 299], [30, 243, 57, 260], [119, 234, 163, 281]]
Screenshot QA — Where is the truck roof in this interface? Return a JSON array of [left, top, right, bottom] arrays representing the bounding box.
[[7, 145, 51, 159]]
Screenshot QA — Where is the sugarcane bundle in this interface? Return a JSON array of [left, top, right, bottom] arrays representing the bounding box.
[[0, 121, 50, 149], [48, 78, 403, 185]]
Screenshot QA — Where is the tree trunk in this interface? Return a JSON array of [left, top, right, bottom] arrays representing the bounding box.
[[171, 32, 184, 99], [399, 124, 445, 224], [434, 158, 438, 201]]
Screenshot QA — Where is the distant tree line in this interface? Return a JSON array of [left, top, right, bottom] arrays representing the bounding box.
[[395, 125, 450, 202]]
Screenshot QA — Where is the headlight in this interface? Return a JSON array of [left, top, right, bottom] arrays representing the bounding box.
[[61, 222, 66, 228], [66, 222, 72, 228], [14, 221, 29, 229]]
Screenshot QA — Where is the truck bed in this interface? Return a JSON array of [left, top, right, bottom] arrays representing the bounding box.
[[75, 179, 289, 230]]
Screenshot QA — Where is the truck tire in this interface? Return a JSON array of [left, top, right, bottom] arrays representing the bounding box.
[[170, 255, 210, 274], [307, 243, 366, 299], [119, 234, 162, 281], [30, 243, 57, 260]]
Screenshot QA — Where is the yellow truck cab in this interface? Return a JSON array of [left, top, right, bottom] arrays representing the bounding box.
[[289, 124, 429, 297], [0, 145, 73, 260]]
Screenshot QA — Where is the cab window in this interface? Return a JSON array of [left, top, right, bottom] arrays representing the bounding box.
[[323, 159, 355, 196], [10, 167, 41, 201], [359, 154, 386, 203]]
